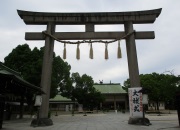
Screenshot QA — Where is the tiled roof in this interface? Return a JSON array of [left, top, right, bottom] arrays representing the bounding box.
[[93, 84, 127, 94], [49, 94, 71, 102], [0, 62, 44, 94], [50, 84, 127, 101]]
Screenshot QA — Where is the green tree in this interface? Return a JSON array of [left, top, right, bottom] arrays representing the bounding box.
[[4, 44, 71, 98], [85, 87, 105, 110], [51, 56, 71, 98], [123, 72, 180, 110], [60, 72, 104, 111]]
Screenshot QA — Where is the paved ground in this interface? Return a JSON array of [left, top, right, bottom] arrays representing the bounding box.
[[2, 111, 180, 130]]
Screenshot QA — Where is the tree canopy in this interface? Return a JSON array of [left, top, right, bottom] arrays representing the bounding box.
[[60, 72, 105, 110], [4, 44, 104, 110], [123, 72, 180, 110], [4, 44, 71, 98]]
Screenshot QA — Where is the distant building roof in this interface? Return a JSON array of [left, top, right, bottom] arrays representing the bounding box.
[[50, 84, 127, 102], [93, 83, 127, 94], [49, 94, 71, 102]]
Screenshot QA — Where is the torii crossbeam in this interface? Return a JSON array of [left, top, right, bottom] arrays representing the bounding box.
[[18, 8, 161, 126]]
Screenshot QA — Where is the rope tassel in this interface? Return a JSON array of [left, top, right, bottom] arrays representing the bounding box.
[[89, 43, 93, 59], [117, 40, 122, 59], [76, 43, 80, 60], [105, 43, 108, 60], [63, 43, 66, 59]]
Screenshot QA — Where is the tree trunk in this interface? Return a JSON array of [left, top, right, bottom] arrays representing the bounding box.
[[19, 94, 25, 119], [72, 99, 75, 116], [156, 101, 159, 111]]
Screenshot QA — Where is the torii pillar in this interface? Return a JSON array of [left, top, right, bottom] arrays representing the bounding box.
[[17, 8, 161, 126], [125, 21, 140, 87], [39, 22, 55, 119]]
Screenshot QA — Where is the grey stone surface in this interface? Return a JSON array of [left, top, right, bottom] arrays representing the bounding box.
[[124, 21, 140, 87], [2, 111, 179, 130], [17, 9, 162, 25], [128, 117, 150, 125], [31, 118, 53, 127], [25, 31, 155, 40], [39, 22, 55, 119]]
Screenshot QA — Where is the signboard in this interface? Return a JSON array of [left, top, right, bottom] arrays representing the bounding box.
[[128, 87, 143, 117], [142, 94, 148, 104], [34, 95, 42, 106]]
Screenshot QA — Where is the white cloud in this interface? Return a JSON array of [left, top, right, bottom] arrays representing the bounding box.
[[0, 0, 180, 85]]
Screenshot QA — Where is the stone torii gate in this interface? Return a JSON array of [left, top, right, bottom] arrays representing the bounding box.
[[17, 8, 161, 126]]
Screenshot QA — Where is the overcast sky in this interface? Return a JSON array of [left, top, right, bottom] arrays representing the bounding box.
[[0, 0, 180, 85]]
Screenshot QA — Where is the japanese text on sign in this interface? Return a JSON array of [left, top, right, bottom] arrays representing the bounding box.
[[128, 87, 143, 117]]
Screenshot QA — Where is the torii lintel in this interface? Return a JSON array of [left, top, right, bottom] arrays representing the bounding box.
[[17, 8, 162, 25]]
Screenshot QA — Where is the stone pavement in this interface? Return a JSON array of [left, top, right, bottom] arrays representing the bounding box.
[[2, 112, 180, 130]]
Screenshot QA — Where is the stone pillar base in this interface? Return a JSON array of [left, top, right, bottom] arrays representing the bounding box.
[[31, 118, 53, 127], [128, 117, 151, 126]]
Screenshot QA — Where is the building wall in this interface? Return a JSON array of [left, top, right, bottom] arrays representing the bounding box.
[[50, 102, 78, 111], [148, 101, 165, 110], [101, 94, 128, 110], [49, 93, 128, 111]]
